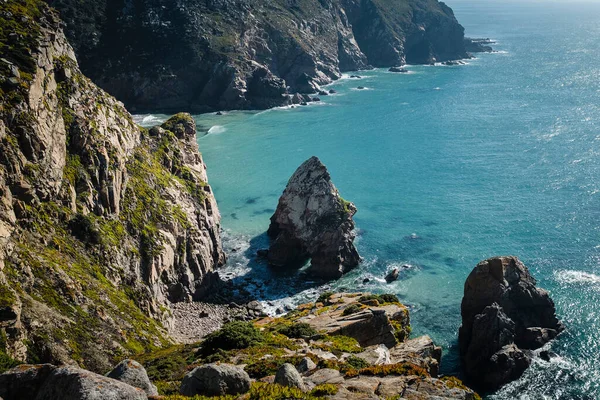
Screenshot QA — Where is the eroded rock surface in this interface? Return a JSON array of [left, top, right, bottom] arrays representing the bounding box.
[[0, 1, 224, 371], [268, 157, 360, 279], [459, 256, 563, 390]]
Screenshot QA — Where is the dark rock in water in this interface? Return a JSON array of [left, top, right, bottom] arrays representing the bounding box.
[[180, 364, 251, 397], [267, 157, 360, 279], [274, 363, 305, 390], [300, 102, 308, 106], [290, 93, 304, 105], [363, 278, 371, 284], [216, 111, 223, 115], [388, 67, 409, 73], [385, 268, 400, 283], [318, 90, 329, 96], [0, 364, 146, 400], [257, 249, 269, 258], [357, 86, 366, 90], [459, 256, 563, 391], [312, 97, 321, 102], [350, 75, 362, 79], [329, 89, 337, 94], [107, 359, 158, 396], [443, 60, 466, 66], [464, 37, 494, 53]]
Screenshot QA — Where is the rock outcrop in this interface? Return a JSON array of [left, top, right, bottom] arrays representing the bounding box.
[[267, 157, 360, 279], [138, 292, 480, 399], [47, 0, 482, 113], [459, 256, 564, 391], [0, 1, 224, 371]]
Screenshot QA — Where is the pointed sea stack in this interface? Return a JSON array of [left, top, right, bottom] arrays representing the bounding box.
[[459, 256, 564, 391], [267, 157, 360, 279]]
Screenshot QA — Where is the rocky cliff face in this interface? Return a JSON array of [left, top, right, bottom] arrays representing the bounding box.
[[0, 0, 224, 372], [459, 256, 563, 391], [267, 157, 360, 279], [46, 0, 475, 113]]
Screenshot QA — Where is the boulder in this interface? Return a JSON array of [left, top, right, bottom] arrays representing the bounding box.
[[106, 359, 158, 396], [0, 364, 147, 400], [459, 256, 562, 390], [328, 89, 337, 94], [179, 364, 251, 397], [389, 335, 442, 376], [274, 363, 305, 390], [297, 357, 317, 373], [388, 67, 408, 73], [385, 268, 399, 283], [357, 86, 365, 90], [267, 157, 360, 279]]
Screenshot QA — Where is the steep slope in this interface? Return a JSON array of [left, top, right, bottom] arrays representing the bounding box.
[[0, 0, 224, 372], [47, 0, 474, 113]]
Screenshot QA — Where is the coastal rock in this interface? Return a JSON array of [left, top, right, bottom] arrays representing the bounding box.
[[179, 364, 251, 397], [267, 157, 360, 279], [50, 0, 474, 112], [299, 293, 409, 347], [388, 67, 408, 73], [0, 364, 146, 400], [385, 268, 399, 283], [274, 363, 306, 390], [389, 336, 442, 376], [459, 256, 563, 390], [106, 359, 158, 396]]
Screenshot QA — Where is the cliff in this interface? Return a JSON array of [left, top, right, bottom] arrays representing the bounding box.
[[0, 0, 224, 372], [47, 0, 476, 113]]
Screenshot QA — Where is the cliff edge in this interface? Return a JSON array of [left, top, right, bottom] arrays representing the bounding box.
[[0, 0, 224, 372]]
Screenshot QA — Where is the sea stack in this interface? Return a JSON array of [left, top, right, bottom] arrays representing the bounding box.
[[267, 157, 360, 279], [459, 256, 564, 391]]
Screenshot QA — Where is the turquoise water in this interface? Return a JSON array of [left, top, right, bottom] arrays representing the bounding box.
[[137, 1, 600, 397]]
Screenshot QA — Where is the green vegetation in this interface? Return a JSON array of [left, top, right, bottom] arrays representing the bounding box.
[[358, 293, 401, 306], [342, 303, 364, 316], [159, 382, 336, 400], [316, 291, 334, 304], [345, 362, 429, 378], [0, 330, 20, 373], [200, 321, 263, 354], [276, 322, 317, 339], [315, 335, 362, 355]]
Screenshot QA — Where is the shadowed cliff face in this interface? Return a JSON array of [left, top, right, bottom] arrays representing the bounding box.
[[47, 0, 471, 113], [0, 0, 224, 372]]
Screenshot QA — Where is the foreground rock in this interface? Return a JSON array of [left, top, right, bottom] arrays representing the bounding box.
[[106, 359, 157, 396], [275, 363, 306, 390], [459, 256, 564, 390], [267, 157, 360, 279], [179, 364, 251, 397], [0, 364, 146, 400]]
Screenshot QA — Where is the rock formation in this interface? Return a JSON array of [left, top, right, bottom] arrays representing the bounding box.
[[459, 256, 564, 391], [46, 0, 488, 113], [0, 1, 224, 371], [267, 157, 360, 279], [179, 364, 252, 397]]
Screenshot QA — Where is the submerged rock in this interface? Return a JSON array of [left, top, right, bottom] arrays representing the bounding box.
[[388, 66, 409, 73], [267, 157, 360, 279], [459, 256, 563, 390], [385, 268, 399, 283]]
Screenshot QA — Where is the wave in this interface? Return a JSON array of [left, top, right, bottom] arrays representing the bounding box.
[[132, 114, 166, 127], [207, 125, 227, 135], [555, 270, 600, 286]]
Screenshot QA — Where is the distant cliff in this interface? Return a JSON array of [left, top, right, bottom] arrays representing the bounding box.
[[47, 0, 479, 113], [0, 0, 224, 371]]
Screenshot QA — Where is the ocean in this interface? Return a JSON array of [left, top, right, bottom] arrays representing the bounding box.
[[136, 0, 600, 397]]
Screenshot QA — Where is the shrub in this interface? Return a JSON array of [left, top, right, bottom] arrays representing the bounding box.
[[310, 384, 339, 396], [345, 355, 370, 370], [342, 304, 363, 316], [200, 321, 263, 354], [316, 291, 334, 304], [244, 356, 303, 379], [277, 323, 317, 339], [358, 293, 400, 306], [345, 362, 429, 378]]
